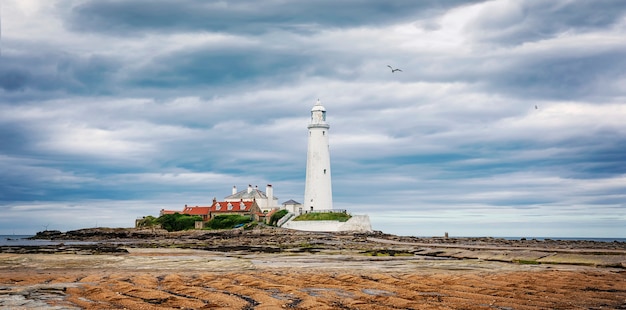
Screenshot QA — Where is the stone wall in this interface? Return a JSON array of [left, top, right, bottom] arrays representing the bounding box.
[[282, 214, 372, 232]]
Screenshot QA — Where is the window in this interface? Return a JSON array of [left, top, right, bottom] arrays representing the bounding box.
[[227, 202, 233, 210], [216, 204, 221, 210], [240, 202, 245, 210]]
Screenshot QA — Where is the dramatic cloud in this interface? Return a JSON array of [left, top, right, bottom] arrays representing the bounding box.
[[64, 0, 485, 35], [1, 0, 625, 237]]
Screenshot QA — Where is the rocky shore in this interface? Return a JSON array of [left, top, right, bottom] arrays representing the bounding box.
[[14, 227, 626, 268], [1, 227, 625, 309]]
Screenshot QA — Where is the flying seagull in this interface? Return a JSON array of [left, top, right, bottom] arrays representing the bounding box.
[[387, 65, 402, 73]]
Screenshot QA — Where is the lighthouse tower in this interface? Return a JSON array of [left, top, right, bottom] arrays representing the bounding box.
[[304, 99, 333, 212]]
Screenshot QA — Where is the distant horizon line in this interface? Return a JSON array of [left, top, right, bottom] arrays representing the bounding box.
[[1, 232, 625, 241]]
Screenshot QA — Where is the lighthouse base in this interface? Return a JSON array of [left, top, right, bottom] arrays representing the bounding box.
[[282, 214, 372, 232]]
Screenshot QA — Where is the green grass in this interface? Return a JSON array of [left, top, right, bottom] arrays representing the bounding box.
[[362, 250, 414, 257], [293, 212, 351, 222], [269, 209, 289, 226], [298, 242, 313, 248]]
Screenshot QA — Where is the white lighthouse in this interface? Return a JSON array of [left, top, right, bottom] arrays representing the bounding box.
[[303, 99, 333, 212]]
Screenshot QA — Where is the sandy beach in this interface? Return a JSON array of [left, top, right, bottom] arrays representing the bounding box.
[[1, 228, 625, 309]]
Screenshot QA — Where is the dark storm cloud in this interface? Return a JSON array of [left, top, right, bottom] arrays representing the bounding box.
[[571, 139, 626, 177], [0, 49, 120, 97], [0, 120, 38, 156], [414, 43, 626, 101], [27, 0, 625, 103], [64, 0, 483, 35], [489, 50, 626, 100], [466, 0, 626, 45], [131, 46, 311, 89], [0, 68, 30, 91]]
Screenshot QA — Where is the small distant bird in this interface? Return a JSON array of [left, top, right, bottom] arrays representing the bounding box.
[[387, 65, 402, 73], [535, 105, 538, 109]]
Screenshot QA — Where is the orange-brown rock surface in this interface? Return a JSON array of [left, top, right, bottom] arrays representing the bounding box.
[[1, 227, 625, 309]]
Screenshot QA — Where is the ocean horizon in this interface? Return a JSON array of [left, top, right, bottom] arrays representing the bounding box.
[[1, 234, 625, 247], [0, 235, 100, 246]]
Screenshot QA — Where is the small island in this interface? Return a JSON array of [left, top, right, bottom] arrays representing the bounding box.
[[151, 182, 372, 234]]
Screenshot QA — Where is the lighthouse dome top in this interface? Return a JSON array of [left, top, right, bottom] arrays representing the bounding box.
[[311, 99, 326, 112]]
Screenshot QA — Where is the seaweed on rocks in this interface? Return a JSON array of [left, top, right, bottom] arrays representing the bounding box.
[[0, 244, 129, 255]]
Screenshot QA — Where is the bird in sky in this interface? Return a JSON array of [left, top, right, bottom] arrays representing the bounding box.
[[387, 65, 402, 73]]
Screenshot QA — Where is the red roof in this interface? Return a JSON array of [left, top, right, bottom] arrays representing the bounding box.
[[182, 206, 211, 215], [161, 201, 256, 217], [210, 201, 254, 212]]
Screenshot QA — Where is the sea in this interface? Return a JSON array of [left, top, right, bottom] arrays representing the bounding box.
[[499, 237, 626, 242], [0, 235, 97, 246], [1, 235, 625, 246]]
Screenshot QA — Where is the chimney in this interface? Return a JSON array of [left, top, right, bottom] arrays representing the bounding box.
[[247, 184, 252, 194], [266, 184, 274, 208], [232, 185, 237, 195]]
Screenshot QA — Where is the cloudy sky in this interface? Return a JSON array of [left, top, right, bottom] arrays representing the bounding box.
[[1, 0, 625, 237]]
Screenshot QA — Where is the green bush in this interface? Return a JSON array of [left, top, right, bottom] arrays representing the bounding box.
[[136, 215, 158, 228], [293, 212, 351, 222], [269, 209, 289, 226], [205, 214, 252, 230], [157, 213, 203, 232]]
